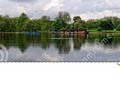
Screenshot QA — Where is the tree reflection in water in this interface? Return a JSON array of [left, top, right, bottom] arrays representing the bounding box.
[[0, 33, 120, 54]]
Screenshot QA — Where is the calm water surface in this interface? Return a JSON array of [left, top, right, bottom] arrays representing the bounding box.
[[0, 33, 120, 62]]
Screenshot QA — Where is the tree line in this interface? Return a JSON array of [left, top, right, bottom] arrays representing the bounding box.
[[0, 11, 120, 32]]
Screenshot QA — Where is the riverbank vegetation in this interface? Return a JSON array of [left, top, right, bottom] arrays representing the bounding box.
[[0, 11, 120, 32]]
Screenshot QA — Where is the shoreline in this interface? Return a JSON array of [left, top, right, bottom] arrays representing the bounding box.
[[1, 32, 120, 34]]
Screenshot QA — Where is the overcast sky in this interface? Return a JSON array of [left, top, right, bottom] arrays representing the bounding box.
[[0, 0, 120, 20]]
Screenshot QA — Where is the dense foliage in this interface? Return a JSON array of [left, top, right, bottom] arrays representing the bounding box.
[[0, 11, 120, 32]]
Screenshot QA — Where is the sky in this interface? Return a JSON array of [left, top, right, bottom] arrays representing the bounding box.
[[0, 0, 120, 20]]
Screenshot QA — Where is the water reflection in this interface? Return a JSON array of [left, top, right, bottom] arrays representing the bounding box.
[[0, 33, 120, 62], [16, 34, 28, 53]]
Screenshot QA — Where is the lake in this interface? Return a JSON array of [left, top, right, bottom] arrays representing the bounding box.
[[0, 33, 120, 62]]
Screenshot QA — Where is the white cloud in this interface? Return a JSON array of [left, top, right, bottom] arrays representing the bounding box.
[[9, 0, 37, 3], [17, 5, 26, 13], [0, 0, 120, 20], [43, 0, 60, 11]]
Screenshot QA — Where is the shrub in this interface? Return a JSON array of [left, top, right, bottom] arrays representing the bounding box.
[[116, 24, 120, 31], [97, 27, 102, 32]]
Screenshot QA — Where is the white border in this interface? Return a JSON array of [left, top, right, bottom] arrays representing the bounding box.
[[0, 63, 120, 90]]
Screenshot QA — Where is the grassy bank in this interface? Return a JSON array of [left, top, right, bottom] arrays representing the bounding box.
[[88, 29, 120, 33], [1, 29, 120, 34]]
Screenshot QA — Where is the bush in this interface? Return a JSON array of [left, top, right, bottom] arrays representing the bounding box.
[[60, 28, 65, 31], [116, 24, 120, 31], [97, 27, 102, 32]]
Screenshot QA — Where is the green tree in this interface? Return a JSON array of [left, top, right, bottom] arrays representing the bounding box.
[[0, 15, 11, 32], [56, 11, 71, 23], [41, 15, 50, 22], [102, 17, 120, 29], [40, 16, 52, 31], [73, 16, 86, 29], [116, 23, 120, 31], [86, 19, 99, 30], [52, 11, 71, 31], [22, 20, 34, 32], [97, 27, 103, 32], [99, 20, 114, 30], [0, 21, 7, 32], [52, 19, 67, 31], [9, 17, 17, 32], [73, 16, 81, 23], [65, 24, 73, 30], [32, 19, 41, 31], [16, 13, 29, 32]]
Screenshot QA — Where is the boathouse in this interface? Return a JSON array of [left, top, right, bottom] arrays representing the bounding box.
[[61, 29, 88, 34]]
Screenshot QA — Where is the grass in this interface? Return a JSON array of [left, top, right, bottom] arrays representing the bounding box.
[[117, 63, 120, 66], [1, 29, 120, 33], [88, 29, 120, 33], [88, 29, 98, 32]]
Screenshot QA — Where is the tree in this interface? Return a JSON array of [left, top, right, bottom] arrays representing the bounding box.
[[40, 16, 52, 31], [9, 17, 17, 32], [52, 19, 67, 31], [86, 19, 99, 30], [0, 21, 7, 32], [52, 11, 71, 31], [65, 24, 73, 30], [0, 15, 11, 32], [97, 27, 103, 32], [3, 15, 11, 32], [41, 16, 50, 22], [99, 20, 114, 30], [52, 19, 62, 31], [16, 13, 29, 32], [109, 16, 120, 30], [22, 20, 34, 32], [73, 16, 86, 29], [32, 19, 41, 31], [73, 16, 81, 23], [102, 17, 120, 29], [56, 11, 71, 23], [1, 12, 120, 33], [116, 23, 120, 31]]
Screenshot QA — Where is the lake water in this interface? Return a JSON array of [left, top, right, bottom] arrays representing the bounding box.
[[0, 33, 120, 62]]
